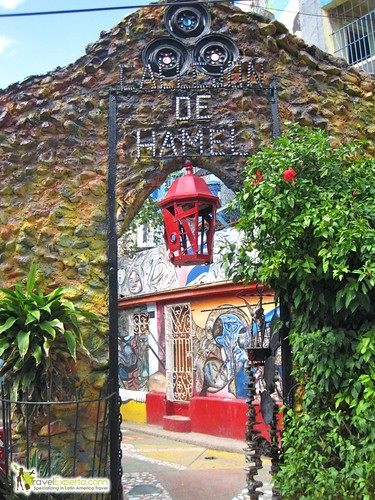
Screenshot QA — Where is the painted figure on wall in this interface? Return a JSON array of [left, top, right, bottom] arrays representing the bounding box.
[[212, 313, 249, 398], [118, 228, 241, 297], [193, 304, 282, 401], [119, 246, 178, 297], [194, 306, 250, 399], [118, 311, 150, 391]]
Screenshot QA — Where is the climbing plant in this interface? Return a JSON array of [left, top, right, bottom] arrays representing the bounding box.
[[223, 123, 375, 498]]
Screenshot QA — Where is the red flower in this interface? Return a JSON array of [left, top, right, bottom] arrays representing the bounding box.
[[283, 167, 297, 182], [252, 169, 263, 185], [352, 190, 357, 196]]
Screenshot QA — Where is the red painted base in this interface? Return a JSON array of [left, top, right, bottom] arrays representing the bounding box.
[[163, 415, 192, 433], [166, 400, 190, 417], [190, 397, 248, 440], [146, 392, 282, 441], [146, 392, 166, 425]]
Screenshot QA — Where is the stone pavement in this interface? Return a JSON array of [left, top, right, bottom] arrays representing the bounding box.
[[121, 422, 273, 500]]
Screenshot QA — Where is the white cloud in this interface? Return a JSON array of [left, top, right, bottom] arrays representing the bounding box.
[[0, 0, 25, 9], [0, 34, 14, 53]]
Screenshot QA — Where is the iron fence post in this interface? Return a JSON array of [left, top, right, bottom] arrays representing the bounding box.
[[108, 90, 123, 499]]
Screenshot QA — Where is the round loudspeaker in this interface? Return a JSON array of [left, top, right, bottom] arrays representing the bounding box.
[[164, 2, 211, 41], [142, 37, 190, 79], [193, 35, 240, 75]]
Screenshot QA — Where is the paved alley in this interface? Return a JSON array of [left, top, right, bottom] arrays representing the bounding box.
[[121, 423, 273, 500]]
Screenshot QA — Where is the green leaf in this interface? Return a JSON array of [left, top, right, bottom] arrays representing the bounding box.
[[32, 345, 42, 365], [22, 369, 36, 389], [39, 321, 56, 338], [40, 303, 51, 314], [64, 330, 77, 359], [29, 309, 41, 322], [16, 330, 31, 357], [49, 319, 63, 328], [43, 336, 51, 357], [45, 287, 74, 302], [26, 262, 37, 295], [0, 316, 17, 334], [78, 310, 98, 321], [26, 309, 40, 325]]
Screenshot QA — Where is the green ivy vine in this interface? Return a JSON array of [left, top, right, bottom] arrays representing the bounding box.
[[223, 123, 375, 498]]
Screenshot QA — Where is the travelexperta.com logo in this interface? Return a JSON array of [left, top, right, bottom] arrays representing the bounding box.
[[11, 463, 110, 496]]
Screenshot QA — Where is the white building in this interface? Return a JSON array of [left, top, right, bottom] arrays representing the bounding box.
[[236, 0, 375, 74]]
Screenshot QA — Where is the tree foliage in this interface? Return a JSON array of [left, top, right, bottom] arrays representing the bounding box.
[[120, 195, 164, 256], [224, 124, 375, 498]]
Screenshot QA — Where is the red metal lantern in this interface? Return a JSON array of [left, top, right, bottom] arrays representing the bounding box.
[[158, 160, 221, 266]]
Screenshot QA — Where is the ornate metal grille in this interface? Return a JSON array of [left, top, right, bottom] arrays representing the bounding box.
[[133, 312, 150, 336], [165, 303, 193, 402], [132, 313, 150, 391]]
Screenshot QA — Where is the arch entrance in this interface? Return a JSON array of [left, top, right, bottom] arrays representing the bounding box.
[[2, 1, 373, 498], [109, 4, 281, 488]]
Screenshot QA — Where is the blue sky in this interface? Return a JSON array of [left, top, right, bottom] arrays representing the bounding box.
[[0, 0, 296, 91], [0, 0, 149, 90]]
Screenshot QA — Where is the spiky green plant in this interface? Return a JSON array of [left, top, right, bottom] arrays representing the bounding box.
[[0, 263, 96, 403]]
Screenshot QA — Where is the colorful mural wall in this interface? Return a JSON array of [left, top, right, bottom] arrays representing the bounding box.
[[118, 227, 282, 434], [193, 305, 250, 399], [119, 305, 166, 395], [118, 228, 241, 296], [191, 296, 280, 401], [118, 304, 164, 424], [119, 311, 150, 392], [119, 248, 178, 297], [118, 294, 281, 428]]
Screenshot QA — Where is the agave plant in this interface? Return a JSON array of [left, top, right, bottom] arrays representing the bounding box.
[[0, 263, 96, 403]]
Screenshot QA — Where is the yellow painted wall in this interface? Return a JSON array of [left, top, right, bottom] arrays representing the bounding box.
[[120, 400, 147, 424]]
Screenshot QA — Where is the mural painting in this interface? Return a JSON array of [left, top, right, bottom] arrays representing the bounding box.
[[118, 310, 150, 392], [118, 227, 241, 296], [118, 246, 179, 297], [193, 307, 250, 399], [192, 300, 281, 402], [119, 301, 281, 401], [119, 307, 167, 395], [118, 227, 281, 408]]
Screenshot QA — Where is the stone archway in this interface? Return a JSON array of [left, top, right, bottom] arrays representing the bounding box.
[[0, 2, 374, 497], [1, 1, 373, 332]]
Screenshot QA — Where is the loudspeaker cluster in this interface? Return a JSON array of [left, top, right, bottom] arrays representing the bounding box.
[[142, 1, 240, 78]]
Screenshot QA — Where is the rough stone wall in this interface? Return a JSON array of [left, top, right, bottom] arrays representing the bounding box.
[[0, 3, 374, 371]]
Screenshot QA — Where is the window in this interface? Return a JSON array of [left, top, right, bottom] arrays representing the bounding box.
[[329, 1, 375, 73]]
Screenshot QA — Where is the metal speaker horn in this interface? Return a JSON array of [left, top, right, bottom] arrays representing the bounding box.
[[142, 37, 190, 79], [164, 2, 211, 41], [193, 35, 240, 75]]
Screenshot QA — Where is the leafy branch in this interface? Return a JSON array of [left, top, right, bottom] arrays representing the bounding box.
[[224, 123, 375, 498]]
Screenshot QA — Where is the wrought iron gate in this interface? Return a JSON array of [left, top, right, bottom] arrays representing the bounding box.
[[165, 303, 193, 402]]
